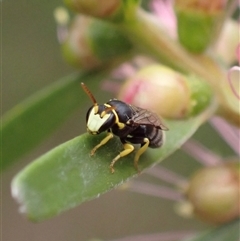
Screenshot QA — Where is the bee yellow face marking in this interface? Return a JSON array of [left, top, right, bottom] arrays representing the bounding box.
[[87, 108, 111, 134], [93, 105, 98, 114]]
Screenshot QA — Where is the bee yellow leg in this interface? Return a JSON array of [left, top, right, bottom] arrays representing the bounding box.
[[110, 143, 134, 173], [90, 132, 114, 156], [134, 138, 149, 172]]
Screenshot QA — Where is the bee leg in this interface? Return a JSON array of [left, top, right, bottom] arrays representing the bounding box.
[[90, 132, 113, 156], [109, 143, 134, 173], [134, 138, 150, 172]]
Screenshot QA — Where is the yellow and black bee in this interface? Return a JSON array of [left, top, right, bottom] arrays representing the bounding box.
[[81, 83, 168, 173]]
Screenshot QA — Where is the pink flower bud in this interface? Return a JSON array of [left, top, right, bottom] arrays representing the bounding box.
[[61, 16, 102, 69], [213, 19, 239, 65], [186, 161, 240, 224], [118, 64, 212, 119]]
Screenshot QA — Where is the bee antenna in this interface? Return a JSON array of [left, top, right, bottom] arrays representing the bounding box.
[[81, 82, 97, 105]]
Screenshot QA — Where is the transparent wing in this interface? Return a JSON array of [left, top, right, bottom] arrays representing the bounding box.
[[129, 105, 168, 130]]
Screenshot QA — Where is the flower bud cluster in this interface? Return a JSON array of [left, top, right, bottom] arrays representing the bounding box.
[[61, 15, 132, 69]]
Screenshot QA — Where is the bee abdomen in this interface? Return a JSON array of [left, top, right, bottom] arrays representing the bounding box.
[[148, 127, 164, 148]]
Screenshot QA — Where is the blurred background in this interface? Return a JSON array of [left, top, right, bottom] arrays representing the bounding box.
[[2, 0, 236, 241]]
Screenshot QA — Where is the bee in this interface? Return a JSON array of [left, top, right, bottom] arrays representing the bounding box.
[[81, 82, 168, 173]]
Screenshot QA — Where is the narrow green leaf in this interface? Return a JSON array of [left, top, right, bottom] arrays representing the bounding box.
[[1, 71, 107, 171], [184, 219, 240, 241], [11, 107, 214, 222]]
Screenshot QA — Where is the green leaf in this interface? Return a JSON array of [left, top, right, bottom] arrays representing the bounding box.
[[11, 107, 214, 222], [184, 219, 240, 241], [1, 71, 107, 171]]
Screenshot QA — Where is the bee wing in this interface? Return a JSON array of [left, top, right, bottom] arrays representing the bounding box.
[[129, 105, 168, 130]]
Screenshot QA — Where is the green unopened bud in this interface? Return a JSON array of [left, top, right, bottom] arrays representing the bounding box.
[[186, 161, 240, 224], [118, 64, 212, 119], [175, 0, 227, 53], [61, 15, 132, 69], [64, 0, 140, 22]]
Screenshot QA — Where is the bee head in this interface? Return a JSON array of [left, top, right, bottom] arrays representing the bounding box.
[[81, 83, 116, 135], [86, 104, 115, 134]]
